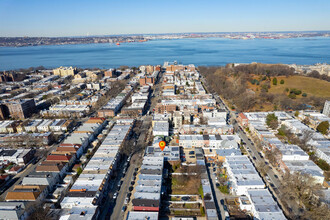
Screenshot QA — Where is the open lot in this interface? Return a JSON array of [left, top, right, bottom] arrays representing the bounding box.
[[248, 75, 330, 98], [171, 175, 201, 195]]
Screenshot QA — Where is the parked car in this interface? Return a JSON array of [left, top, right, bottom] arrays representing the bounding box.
[[124, 197, 129, 205], [113, 192, 118, 200], [121, 206, 126, 212]]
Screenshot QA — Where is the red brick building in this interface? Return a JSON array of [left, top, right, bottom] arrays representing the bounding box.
[[104, 69, 116, 77], [97, 109, 115, 117], [6, 99, 36, 119], [237, 113, 249, 127], [139, 76, 154, 86], [155, 103, 177, 114]]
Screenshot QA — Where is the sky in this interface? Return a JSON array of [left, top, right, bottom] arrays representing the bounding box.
[[0, 0, 329, 37]]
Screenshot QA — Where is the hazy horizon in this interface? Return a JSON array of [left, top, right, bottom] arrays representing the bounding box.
[[1, 0, 330, 37], [1, 30, 330, 38]]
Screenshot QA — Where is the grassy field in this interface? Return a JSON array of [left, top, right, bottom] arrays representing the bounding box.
[[248, 75, 330, 98], [244, 75, 330, 111]]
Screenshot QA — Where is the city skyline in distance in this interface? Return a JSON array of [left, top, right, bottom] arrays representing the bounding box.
[[0, 0, 330, 37]]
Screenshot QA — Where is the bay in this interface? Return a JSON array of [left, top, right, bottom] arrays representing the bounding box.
[[0, 37, 329, 70]]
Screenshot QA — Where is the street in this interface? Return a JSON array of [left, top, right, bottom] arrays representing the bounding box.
[[98, 72, 163, 219]]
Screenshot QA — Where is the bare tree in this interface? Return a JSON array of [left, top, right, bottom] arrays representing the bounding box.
[[300, 129, 314, 151], [280, 172, 325, 219], [255, 161, 270, 176], [265, 147, 281, 167]]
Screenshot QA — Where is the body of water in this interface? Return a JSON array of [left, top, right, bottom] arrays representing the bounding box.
[[0, 37, 329, 70]]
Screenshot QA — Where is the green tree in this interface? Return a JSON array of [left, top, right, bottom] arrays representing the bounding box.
[[290, 88, 302, 95], [200, 206, 205, 216], [316, 159, 330, 171], [76, 167, 83, 175], [294, 111, 299, 117], [316, 121, 329, 135], [288, 93, 296, 99], [266, 113, 279, 129], [272, 77, 277, 85], [278, 125, 287, 136], [302, 93, 307, 97], [280, 79, 285, 84]]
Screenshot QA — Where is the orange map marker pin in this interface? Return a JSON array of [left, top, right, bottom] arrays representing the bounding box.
[[159, 141, 166, 151]]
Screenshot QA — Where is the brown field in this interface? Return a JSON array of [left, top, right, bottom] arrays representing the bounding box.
[[248, 75, 330, 98], [171, 176, 200, 195]]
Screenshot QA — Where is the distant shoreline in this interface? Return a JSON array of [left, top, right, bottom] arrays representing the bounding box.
[[1, 32, 330, 48]]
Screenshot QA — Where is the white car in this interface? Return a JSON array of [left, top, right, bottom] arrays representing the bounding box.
[[124, 197, 129, 205]]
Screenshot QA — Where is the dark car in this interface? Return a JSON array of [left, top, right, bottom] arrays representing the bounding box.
[[121, 206, 127, 212]]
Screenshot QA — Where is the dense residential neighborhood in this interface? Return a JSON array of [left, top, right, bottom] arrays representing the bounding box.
[[0, 62, 329, 220]]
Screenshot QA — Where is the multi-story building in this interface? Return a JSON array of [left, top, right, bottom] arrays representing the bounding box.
[[0, 72, 25, 83], [323, 100, 330, 117], [155, 103, 177, 114], [53, 66, 77, 77], [173, 111, 183, 128], [104, 68, 116, 77], [0, 104, 10, 119], [139, 76, 154, 86], [6, 99, 36, 119]]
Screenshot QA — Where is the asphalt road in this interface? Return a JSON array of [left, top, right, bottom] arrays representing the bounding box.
[[234, 124, 281, 189], [200, 74, 286, 213], [206, 164, 225, 220], [110, 162, 136, 220], [98, 120, 151, 220]]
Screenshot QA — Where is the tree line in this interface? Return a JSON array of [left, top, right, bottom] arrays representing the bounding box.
[[199, 64, 329, 112]]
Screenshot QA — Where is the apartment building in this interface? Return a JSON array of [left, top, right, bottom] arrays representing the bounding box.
[[155, 103, 177, 114], [53, 66, 77, 77], [323, 100, 330, 117], [5, 99, 36, 119]]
